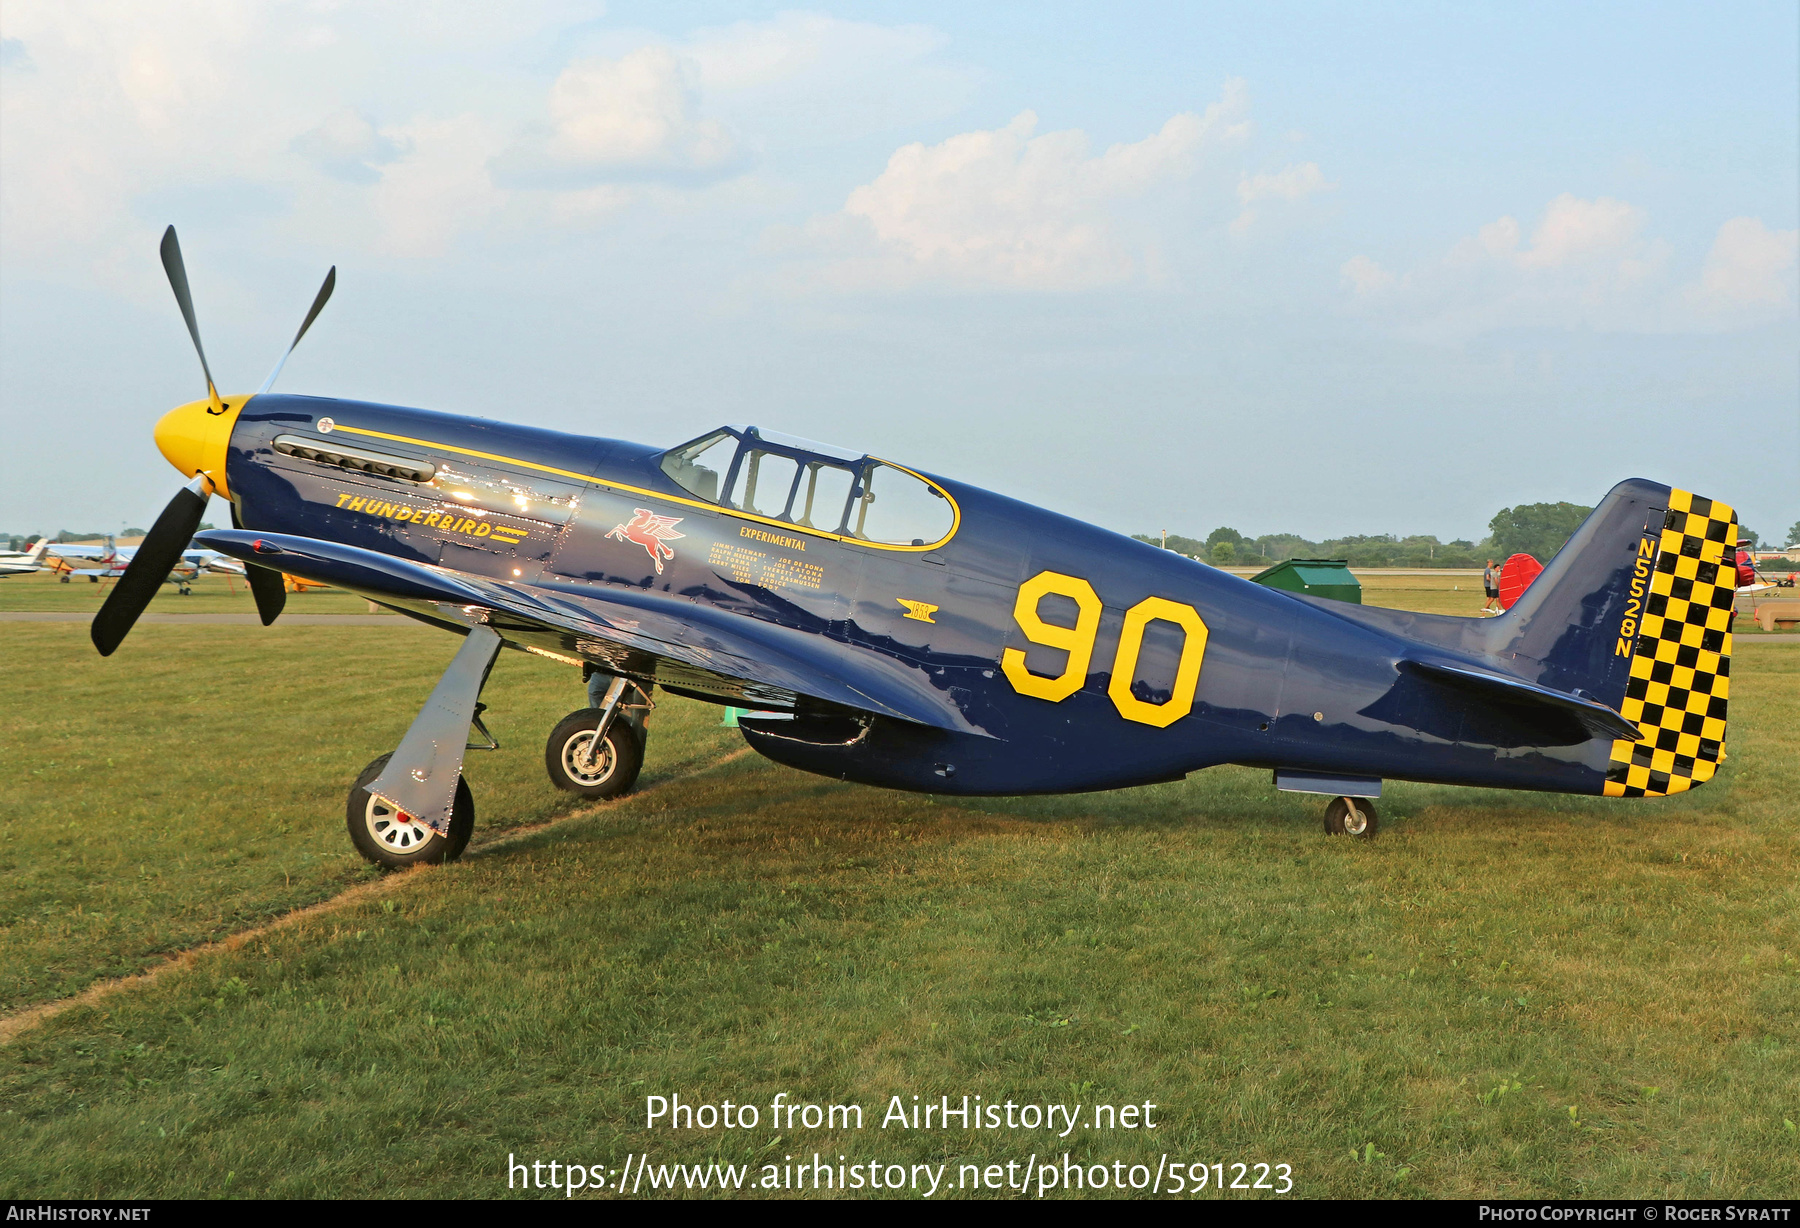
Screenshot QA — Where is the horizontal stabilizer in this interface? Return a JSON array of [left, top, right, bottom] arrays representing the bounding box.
[[1400, 659, 1641, 744]]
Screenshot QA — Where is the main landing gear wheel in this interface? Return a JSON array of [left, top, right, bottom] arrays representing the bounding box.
[[1323, 796, 1379, 839], [545, 708, 644, 800], [346, 752, 475, 868]]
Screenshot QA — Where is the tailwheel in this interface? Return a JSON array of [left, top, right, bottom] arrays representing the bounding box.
[[346, 752, 475, 868], [545, 708, 643, 800], [1323, 795, 1379, 839]]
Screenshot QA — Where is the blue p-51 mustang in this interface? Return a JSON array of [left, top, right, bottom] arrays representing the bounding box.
[[98, 229, 1741, 866]]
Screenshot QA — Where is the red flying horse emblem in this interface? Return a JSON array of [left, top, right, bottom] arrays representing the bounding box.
[[606, 508, 685, 574]]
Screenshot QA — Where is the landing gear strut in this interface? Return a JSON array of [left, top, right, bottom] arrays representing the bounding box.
[[545, 711, 643, 799], [345, 624, 502, 868], [1324, 795, 1379, 838], [544, 674, 650, 800]]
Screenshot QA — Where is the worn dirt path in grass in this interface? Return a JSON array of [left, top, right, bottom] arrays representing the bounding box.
[[0, 748, 750, 1047]]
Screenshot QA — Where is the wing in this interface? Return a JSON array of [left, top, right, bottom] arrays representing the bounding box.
[[194, 529, 989, 735]]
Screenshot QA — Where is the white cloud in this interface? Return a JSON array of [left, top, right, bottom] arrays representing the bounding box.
[[0, 4, 964, 284], [373, 116, 507, 258], [558, 12, 977, 151], [492, 14, 976, 191], [1232, 161, 1332, 234], [1239, 162, 1331, 206], [1339, 194, 1794, 337], [540, 47, 739, 176], [683, 11, 947, 93], [792, 81, 1255, 290], [292, 108, 402, 185], [0, 1, 264, 273], [489, 13, 971, 191], [1689, 216, 1799, 315], [1504, 194, 1646, 269], [0, 1, 587, 279], [1339, 254, 1395, 296]]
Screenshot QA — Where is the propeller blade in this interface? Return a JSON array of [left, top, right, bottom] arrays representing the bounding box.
[[159, 226, 225, 415], [243, 561, 289, 624], [230, 503, 287, 624], [91, 474, 210, 657], [256, 266, 336, 396]]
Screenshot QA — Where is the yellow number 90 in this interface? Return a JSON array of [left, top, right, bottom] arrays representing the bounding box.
[[1002, 571, 1209, 727]]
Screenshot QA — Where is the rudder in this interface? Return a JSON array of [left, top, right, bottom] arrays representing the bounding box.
[[1603, 489, 1737, 797]]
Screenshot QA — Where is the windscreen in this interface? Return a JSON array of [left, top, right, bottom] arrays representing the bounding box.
[[659, 431, 735, 503]]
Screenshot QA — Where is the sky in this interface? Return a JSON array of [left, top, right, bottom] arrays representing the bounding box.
[[2, 1, 1795, 546]]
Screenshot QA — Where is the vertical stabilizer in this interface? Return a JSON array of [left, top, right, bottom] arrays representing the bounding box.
[[1266, 477, 1739, 799]]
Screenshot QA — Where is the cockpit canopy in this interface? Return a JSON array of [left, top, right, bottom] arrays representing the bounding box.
[[659, 425, 955, 548]]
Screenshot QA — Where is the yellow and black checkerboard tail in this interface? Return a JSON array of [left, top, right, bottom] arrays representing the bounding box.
[[1604, 489, 1737, 798]]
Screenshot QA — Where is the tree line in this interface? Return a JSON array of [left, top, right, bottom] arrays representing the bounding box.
[[5, 528, 155, 551], [1136, 502, 1604, 568], [1139, 505, 1798, 568]]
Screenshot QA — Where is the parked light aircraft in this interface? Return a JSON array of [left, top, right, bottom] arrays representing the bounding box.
[[48, 539, 245, 592], [0, 540, 49, 578], [44, 538, 117, 565], [44, 539, 123, 584], [97, 228, 1742, 866]]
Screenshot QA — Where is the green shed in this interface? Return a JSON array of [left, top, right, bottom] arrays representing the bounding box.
[[1247, 558, 1362, 604]]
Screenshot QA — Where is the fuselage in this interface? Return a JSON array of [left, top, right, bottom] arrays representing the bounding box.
[[166, 391, 1634, 798]]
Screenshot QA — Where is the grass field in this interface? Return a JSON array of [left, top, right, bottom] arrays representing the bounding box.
[[1352, 570, 1791, 632], [1, 596, 1796, 1198], [0, 623, 737, 1012], [1357, 571, 1511, 617]]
